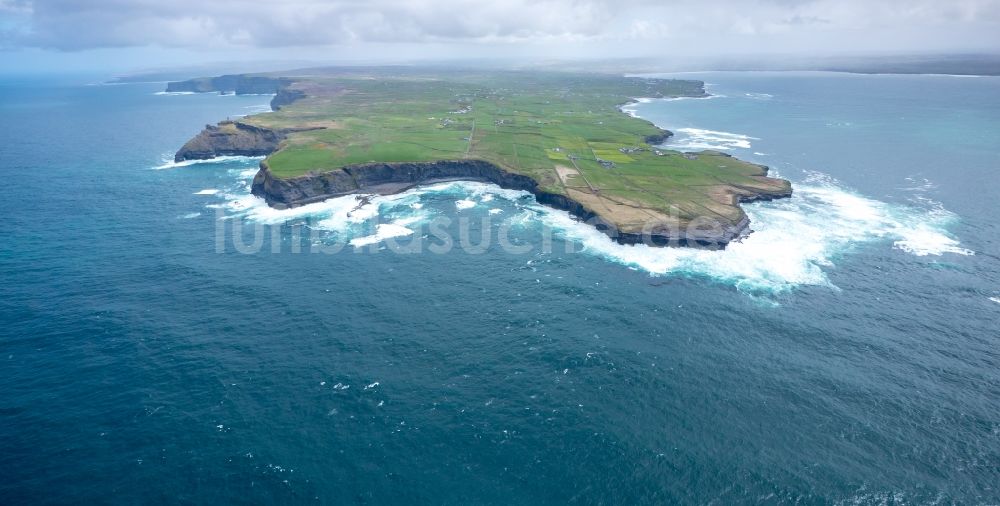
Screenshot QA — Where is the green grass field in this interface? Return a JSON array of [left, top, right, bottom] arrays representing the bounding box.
[[239, 70, 790, 232]]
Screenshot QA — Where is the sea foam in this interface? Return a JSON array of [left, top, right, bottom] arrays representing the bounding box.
[[153, 155, 264, 170], [524, 172, 972, 293], [668, 127, 757, 151], [621, 96, 722, 117], [350, 223, 416, 247]]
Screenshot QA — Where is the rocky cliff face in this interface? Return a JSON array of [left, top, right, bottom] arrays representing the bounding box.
[[251, 160, 539, 207], [643, 129, 673, 145], [249, 160, 790, 248], [174, 121, 286, 162], [270, 88, 306, 111], [165, 75, 291, 95]]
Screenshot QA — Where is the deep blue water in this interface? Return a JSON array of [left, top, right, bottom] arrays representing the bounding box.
[[1, 72, 998, 504]]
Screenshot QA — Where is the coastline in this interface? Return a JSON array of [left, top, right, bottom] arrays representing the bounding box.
[[248, 158, 787, 248], [170, 73, 791, 249]]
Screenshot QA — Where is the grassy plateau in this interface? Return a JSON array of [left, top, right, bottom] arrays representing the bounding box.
[[178, 69, 792, 242]]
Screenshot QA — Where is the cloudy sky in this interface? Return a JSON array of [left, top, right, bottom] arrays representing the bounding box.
[[2, 0, 999, 74]]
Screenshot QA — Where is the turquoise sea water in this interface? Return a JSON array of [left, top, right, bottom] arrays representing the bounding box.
[[1, 72, 998, 503]]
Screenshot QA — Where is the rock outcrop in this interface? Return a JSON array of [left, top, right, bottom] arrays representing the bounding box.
[[174, 121, 286, 162]]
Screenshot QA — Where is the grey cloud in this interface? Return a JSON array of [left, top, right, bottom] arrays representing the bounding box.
[[782, 15, 830, 26], [6, 0, 616, 49], [3, 0, 999, 52]]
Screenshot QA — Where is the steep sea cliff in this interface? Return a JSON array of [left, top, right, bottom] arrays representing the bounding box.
[[249, 158, 789, 247], [165, 75, 291, 95]]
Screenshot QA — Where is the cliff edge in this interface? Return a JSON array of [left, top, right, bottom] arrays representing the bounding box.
[[249, 158, 791, 248]]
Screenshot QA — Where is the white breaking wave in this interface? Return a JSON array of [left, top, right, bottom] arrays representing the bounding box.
[[154, 91, 195, 96], [194, 189, 220, 195], [237, 168, 260, 179], [893, 224, 973, 256], [620, 103, 642, 118], [214, 165, 970, 295], [663, 94, 726, 102], [234, 104, 274, 118], [350, 222, 416, 247], [216, 176, 531, 248], [990, 297, 1000, 305], [744, 92, 773, 100], [669, 127, 758, 151], [620, 95, 722, 117], [524, 172, 972, 293], [153, 155, 264, 170]]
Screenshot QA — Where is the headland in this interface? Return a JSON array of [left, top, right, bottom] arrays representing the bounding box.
[[171, 68, 792, 248]]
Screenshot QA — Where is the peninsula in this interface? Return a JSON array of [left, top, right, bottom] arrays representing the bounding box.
[[172, 68, 791, 247]]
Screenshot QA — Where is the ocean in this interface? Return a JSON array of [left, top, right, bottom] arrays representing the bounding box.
[[1, 71, 998, 504]]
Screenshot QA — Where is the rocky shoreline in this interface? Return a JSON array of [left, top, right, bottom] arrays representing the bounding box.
[[170, 75, 791, 249], [246, 158, 790, 248]]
